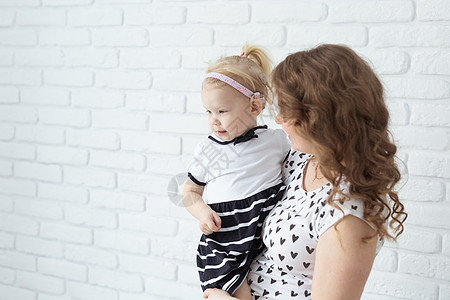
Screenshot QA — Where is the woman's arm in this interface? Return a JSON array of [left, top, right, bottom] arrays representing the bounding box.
[[311, 215, 377, 300], [182, 178, 221, 235]]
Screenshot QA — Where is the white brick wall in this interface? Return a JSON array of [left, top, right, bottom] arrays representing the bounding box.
[[0, 1, 449, 299]]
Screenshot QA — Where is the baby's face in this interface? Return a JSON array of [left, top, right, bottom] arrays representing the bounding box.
[[201, 83, 257, 141]]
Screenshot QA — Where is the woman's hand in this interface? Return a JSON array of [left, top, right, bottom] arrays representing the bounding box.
[[204, 288, 237, 299]]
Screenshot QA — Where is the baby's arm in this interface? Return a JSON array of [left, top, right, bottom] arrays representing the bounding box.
[[182, 178, 221, 235]]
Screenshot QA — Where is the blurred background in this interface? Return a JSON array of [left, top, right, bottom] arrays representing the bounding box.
[[0, 0, 449, 299]]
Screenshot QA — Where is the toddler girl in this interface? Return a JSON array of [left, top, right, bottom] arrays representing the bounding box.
[[182, 44, 290, 299]]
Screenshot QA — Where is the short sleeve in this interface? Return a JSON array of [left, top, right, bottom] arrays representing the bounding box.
[[315, 197, 367, 238], [186, 141, 208, 186]]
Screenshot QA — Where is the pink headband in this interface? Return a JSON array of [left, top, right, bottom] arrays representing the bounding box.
[[205, 72, 266, 104]]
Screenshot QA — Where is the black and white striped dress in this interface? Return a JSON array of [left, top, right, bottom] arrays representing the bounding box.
[[187, 126, 291, 295]]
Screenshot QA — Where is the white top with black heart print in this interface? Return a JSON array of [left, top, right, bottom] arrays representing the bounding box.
[[247, 150, 384, 299]]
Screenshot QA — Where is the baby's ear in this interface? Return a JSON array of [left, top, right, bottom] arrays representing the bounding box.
[[250, 98, 263, 115]]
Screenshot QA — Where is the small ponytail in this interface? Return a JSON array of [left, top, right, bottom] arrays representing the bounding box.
[[204, 42, 274, 108]]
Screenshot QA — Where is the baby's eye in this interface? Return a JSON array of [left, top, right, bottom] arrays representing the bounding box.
[[205, 110, 211, 114], [218, 110, 227, 114]]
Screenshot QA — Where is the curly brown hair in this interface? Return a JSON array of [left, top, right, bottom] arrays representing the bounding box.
[[271, 44, 407, 242]]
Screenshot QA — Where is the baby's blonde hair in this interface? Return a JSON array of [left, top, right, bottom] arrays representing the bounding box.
[[203, 43, 273, 108]]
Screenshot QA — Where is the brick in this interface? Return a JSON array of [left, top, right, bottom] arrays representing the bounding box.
[[216, 25, 285, 47], [361, 50, 410, 75], [96, 70, 151, 89], [38, 145, 88, 165], [119, 213, 177, 236], [405, 202, 450, 229], [148, 27, 213, 46], [288, 26, 367, 47], [0, 0, 39, 5], [43, 0, 92, 5], [16, 125, 64, 145], [0, 29, 37, 46], [92, 110, 148, 131], [64, 166, 116, 188], [67, 129, 120, 150], [40, 222, 92, 244], [147, 155, 189, 175], [150, 113, 208, 134], [119, 131, 181, 154], [0, 11, 14, 26], [386, 101, 409, 126], [0, 266, 14, 284], [0, 106, 37, 123], [177, 262, 200, 285], [44, 70, 94, 87], [0, 124, 15, 140], [119, 253, 176, 279], [371, 249, 398, 272], [67, 281, 118, 300], [384, 77, 450, 99], [0, 177, 36, 197], [16, 49, 64, 67], [392, 126, 449, 150], [90, 150, 146, 171], [0, 285, 35, 300], [370, 25, 450, 47], [126, 91, 185, 112], [96, 0, 149, 3], [181, 47, 225, 70], [39, 107, 91, 127], [39, 182, 88, 203], [68, 8, 122, 26], [409, 152, 450, 178], [65, 204, 117, 228], [0, 250, 36, 271], [0, 49, 13, 66], [145, 277, 202, 299], [72, 89, 124, 108], [0, 195, 14, 212], [15, 161, 62, 182], [330, 1, 414, 23], [188, 3, 249, 24], [21, 87, 70, 106], [120, 49, 181, 69], [124, 5, 185, 25], [66, 244, 117, 267], [38, 257, 87, 281], [89, 267, 143, 292], [16, 236, 63, 257], [18, 271, 64, 294], [186, 93, 206, 113], [65, 48, 118, 68], [252, 2, 326, 23], [365, 271, 438, 299], [412, 51, 450, 76], [91, 190, 145, 211], [92, 28, 148, 46], [40, 29, 90, 46], [94, 229, 148, 253], [15, 197, 63, 220], [118, 173, 167, 195], [399, 252, 450, 280], [400, 177, 445, 202], [151, 236, 197, 262], [17, 9, 65, 26], [0, 160, 12, 176], [0, 69, 41, 85], [152, 70, 202, 92], [418, 0, 450, 21], [441, 285, 450, 300], [0, 232, 14, 249]]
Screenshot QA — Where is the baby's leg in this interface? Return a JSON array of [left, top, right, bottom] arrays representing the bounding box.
[[232, 281, 252, 300]]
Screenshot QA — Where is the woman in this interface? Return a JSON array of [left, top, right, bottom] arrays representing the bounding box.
[[204, 44, 407, 299]]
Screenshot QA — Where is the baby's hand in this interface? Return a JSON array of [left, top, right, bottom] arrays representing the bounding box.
[[204, 288, 232, 299], [199, 206, 222, 235]]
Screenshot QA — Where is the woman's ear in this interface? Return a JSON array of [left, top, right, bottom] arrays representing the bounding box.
[[250, 98, 263, 116]]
